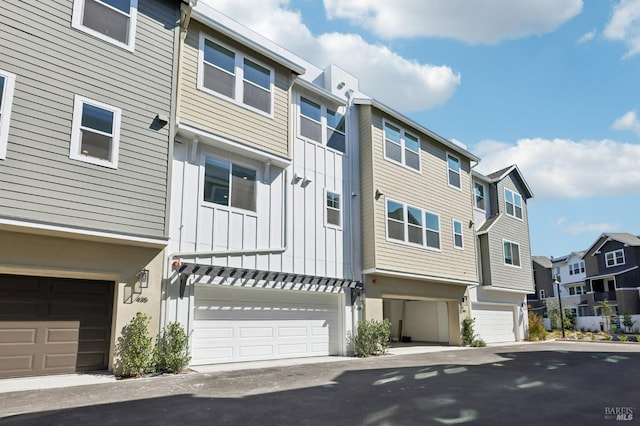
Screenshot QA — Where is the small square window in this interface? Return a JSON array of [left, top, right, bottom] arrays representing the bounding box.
[[70, 95, 121, 169], [503, 240, 521, 267], [204, 157, 257, 212], [447, 153, 461, 189], [605, 249, 625, 267], [72, 0, 138, 51], [383, 120, 420, 171], [326, 191, 341, 227], [0, 70, 17, 160]]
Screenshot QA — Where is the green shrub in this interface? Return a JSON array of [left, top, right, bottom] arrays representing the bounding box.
[[577, 332, 583, 340], [528, 313, 547, 341], [155, 322, 191, 373], [354, 318, 391, 357], [471, 338, 486, 347], [462, 317, 475, 346], [618, 335, 628, 342], [603, 333, 612, 341], [116, 312, 155, 378]]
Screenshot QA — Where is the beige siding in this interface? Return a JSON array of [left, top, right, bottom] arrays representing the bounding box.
[[178, 21, 292, 158], [0, 0, 176, 238], [358, 106, 376, 270], [364, 109, 477, 282]]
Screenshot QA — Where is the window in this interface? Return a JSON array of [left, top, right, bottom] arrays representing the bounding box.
[[70, 95, 121, 168], [569, 286, 576, 295], [554, 267, 561, 282], [605, 249, 625, 267], [300, 97, 322, 142], [386, 199, 440, 250], [72, 0, 138, 50], [199, 35, 274, 115], [0, 70, 16, 159], [203, 157, 257, 212], [447, 153, 461, 189], [505, 188, 523, 219], [569, 262, 584, 275], [473, 182, 485, 211], [326, 108, 345, 152], [298, 96, 346, 153], [452, 220, 463, 249], [383, 121, 420, 171], [326, 191, 341, 227], [539, 289, 545, 299], [503, 240, 521, 267]]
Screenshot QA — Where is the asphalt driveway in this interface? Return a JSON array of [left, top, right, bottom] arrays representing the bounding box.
[[1, 341, 639, 425]]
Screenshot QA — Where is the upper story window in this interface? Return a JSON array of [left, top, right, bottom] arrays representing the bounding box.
[[70, 95, 121, 169], [383, 121, 420, 172], [447, 153, 461, 189], [569, 285, 586, 295], [605, 249, 625, 268], [326, 191, 341, 228], [452, 219, 463, 249], [203, 157, 257, 212], [386, 199, 440, 250], [503, 239, 521, 267], [473, 182, 485, 211], [505, 188, 523, 219], [72, 0, 138, 51], [569, 261, 585, 275], [554, 267, 561, 281], [0, 70, 17, 160], [199, 35, 274, 116], [298, 96, 346, 153]]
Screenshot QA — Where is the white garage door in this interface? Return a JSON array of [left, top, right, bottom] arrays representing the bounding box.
[[472, 304, 516, 343], [192, 285, 342, 365]]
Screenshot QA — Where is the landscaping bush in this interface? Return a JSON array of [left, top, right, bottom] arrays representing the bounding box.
[[528, 313, 547, 341], [462, 317, 476, 346], [471, 338, 486, 347], [603, 333, 612, 341], [354, 318, 391, 357], [622, 313, 635, 333], [155, 322, 191, 373], [116, 312, 155, 378], [618, 335, 628, 342]]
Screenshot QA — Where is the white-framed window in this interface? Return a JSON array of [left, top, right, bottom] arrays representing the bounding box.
[[473, 182, 486, 211], [385, 198, 440, 250], [505, 188, 523, 219], [198, 34, 274, 116], [447, 153, 461, 189], [569, 261, 585, 275], [72, 0, 138, 51], [539, 289, 545, 299], [0, 70, 17, 160], [554, 267, 561, 282], [203, 156, 257, 212], [452, 219, 463, 249], [383, 120, 420, 172], [605, 249, 625, 267], [569, 285, 586, 295], [298, 96, 346, 153], [325, 190, 341, 228], [69, 95, 121, 169], [503, 239, 521, 267]]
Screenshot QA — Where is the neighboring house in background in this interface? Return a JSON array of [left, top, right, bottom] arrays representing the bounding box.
[[0, 0, 181, 378], [529, 256, 554, 312], [583, 233, 640, 316], [163, 3, 363, 366], [356, 97, 480, 346], [470, 165, 535, 343]]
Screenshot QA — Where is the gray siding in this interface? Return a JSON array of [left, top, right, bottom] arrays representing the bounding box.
[[358, 105, 375, 270], [0, 0, 177, 238]]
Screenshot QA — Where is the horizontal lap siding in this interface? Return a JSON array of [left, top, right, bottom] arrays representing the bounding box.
[[0, 0, 176, 238], [178, 21, 291, 158], [368, 110, 477, 282], [358, 106, 375, 270]]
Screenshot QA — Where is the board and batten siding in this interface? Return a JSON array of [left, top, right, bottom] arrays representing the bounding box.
[[178, 21, 292, 158], [364, 108, 477, 282], [0, 0, 177, 238]]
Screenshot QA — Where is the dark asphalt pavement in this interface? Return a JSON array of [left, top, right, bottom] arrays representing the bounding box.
[[1, 341, 639, 425]]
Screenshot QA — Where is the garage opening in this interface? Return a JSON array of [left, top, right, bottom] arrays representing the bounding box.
[[472, 303, 516, 343], [0, 274, 114, 378], [384, 299, 450, 344]]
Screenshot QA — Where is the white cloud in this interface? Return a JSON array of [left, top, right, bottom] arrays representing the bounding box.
[[612, 110, 640, 136], [577, 29, 596, 44], [561, 221, 621, 235], [323, 0, 583, 44], [473, 138, 640, 200], [604, 0, 640, 58], [201, 0, 460, 111], [556, 216, 566, 226]]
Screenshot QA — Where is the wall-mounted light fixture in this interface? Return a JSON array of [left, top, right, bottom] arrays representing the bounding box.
[[293, 173, 302, 184], [375, 189, 383, 200], [138, 269, 149, 288], [469, 220, 474, 228], [461, 296, 467, 303]]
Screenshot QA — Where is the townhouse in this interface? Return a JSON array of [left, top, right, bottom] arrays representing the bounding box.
[[0, 0, 181, 378]]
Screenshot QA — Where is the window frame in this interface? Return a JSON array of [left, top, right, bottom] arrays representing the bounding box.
[[473, 181, 486, 211], [503, 239, 521, 268], [0, 70, 17, 160], [202, 155, 258, 214], [198, 33, 275, 118], [71, 0, 138, 51], [69, 95, 121, 169], [382, 119, 421, 173], [504, 187, 523, 220], [297, 95, 346, 154], [452, 219, 464, 250], [446, 152, 461, 190], [325, 189, 342, 229], [384, 198, 441, 252], [605, 249, 625, 268]]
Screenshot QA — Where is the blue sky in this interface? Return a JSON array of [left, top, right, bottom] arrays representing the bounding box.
[[204, 0, 640, 258]]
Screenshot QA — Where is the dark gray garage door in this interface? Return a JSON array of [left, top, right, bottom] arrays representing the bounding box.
[[0, 274, 114, 378]]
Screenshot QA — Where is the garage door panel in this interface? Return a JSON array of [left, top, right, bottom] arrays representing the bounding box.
[[472, 304, 516, 343]]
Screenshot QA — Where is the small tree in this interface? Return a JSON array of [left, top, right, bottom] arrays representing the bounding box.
[[462, 317, 475, 346], [116, 312, 155, 378], [544, 299, 561, 330], [563, 309, 575, 331], [528, 312, 547, 341], [622, 313, 635, 333], [354, 318, 391, 357], [155, 322, 192, 373], [598, 299, 613, 333]]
